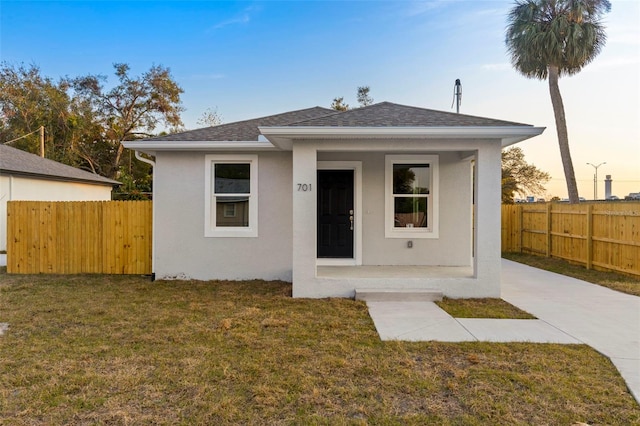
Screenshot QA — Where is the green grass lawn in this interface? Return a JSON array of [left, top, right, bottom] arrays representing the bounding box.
[[1, 272, 638, 424], [503, 252, 640, 297]]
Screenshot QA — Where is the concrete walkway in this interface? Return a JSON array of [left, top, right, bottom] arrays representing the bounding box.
[[365, 259, 640, 403]]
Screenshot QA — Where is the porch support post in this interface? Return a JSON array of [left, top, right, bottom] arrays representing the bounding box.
[[292, 142, 318, 297], [473, 142, 502, 297]]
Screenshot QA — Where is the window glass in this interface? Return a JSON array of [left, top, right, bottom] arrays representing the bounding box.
[[205, 155, 257, 238], [393, 164, 430, 194], [385, 155, 438, 238], [214, 164, 251, 227], [216, 197, 248, 227], [214, 164, 250, 194], [394, 197, 427, 228]]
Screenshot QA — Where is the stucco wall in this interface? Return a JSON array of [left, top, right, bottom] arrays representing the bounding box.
[[153, 151, 294, 281], [318, 151, 472, 266], [0, 174, 113, 251], [152, 140, 501, 300]]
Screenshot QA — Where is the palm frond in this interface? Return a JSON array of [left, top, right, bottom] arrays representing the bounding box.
[[505, 0, 610, 79]]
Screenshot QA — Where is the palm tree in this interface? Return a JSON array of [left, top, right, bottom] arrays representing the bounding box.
[[506, 0, 610, 203]]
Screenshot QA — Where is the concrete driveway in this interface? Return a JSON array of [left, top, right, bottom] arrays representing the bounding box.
[[501, 259, 640, 404]]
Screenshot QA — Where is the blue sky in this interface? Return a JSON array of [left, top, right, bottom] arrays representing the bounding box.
[[1, 0, 638, 198]]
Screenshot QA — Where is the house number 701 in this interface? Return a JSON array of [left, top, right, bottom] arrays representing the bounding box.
[[297, 183, 312, 192]]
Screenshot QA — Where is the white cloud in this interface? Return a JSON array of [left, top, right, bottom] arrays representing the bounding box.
[[208, 5, 261, 31], [211, 14, 250, 30], [608, 29, 640, 46], [481, 63, 511, 71], [473, 7, 505, 18], [404, 0, 450, 17], [587, 56, 640, 71], [604, 3, 640, 45]]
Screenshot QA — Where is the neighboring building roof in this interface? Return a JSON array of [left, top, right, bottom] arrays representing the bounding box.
[[0, 144, 120, 186], [144, 106, 335, 142]]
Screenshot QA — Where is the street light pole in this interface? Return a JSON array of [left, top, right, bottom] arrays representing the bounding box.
[[587, 162, 606, 200]]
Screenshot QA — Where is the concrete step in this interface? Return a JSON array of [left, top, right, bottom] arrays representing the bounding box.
[[355, 288, 443, 302]]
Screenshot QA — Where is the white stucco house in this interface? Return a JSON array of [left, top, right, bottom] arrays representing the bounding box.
[[125, 102, 543, 298], [0, 144, 120, 251]]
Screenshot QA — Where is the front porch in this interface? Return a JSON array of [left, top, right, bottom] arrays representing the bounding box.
[[264, 104, 544, 299], [290, 142, 502, 299], [316, 265, 476, 300]]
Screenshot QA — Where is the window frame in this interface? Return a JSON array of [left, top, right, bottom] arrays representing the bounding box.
[[204, 154, 258, 237], [385, 154, 439, 239]]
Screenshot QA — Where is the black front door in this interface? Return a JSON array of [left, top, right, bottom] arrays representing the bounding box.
[[317, 170, 354, 258]]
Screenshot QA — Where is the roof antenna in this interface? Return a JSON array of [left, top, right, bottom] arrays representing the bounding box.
[[451, 78, 462, 113]]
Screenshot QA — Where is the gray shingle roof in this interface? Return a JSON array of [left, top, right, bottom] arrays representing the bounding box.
[[287, 102, 530, 127], [0, 145, 120, 186], [137, 102, 531, 144], [144, 106, 335, 142]]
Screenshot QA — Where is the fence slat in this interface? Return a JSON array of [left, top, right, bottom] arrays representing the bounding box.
[[6, 201, 152, 275], [502, 202, 640, 277]]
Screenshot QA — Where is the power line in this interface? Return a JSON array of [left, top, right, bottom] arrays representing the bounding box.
[[2, 126, 45, 157], [2, 127, 41, 144], [548, 178, 640, 183]]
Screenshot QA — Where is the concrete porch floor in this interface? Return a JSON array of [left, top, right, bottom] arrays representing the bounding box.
[[317, 264, 473, 279]]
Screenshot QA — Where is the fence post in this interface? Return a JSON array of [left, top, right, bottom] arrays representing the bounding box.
[[546, 203, 552, 257], [519, 205, 524, 253], [586, 204, 593, 270]]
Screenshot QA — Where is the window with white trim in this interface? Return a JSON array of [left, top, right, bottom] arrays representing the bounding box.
[[385, 155, 439, 238], [205, 155, 258, 237]]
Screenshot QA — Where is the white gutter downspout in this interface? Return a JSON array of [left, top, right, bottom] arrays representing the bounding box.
[[135, 150, 156, 168], [134, 151, 156, 280]]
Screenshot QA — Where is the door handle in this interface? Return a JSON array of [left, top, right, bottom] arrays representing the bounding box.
[[349, 209, 354, 231]]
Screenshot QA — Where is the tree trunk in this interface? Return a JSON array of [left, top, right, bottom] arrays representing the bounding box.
[[113, 142, 125, 179], [548, 65, 580, 203]]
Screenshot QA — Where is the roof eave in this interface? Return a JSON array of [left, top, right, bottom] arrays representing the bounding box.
[[123, 126, 545, 154], [258, 126, 546, 150], [1, 169, 120, 186], [122, 140, 280, 155]]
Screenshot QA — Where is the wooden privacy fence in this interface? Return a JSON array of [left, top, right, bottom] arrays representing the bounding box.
[[7, 201, 152, 274], [502, 202, 640, 277]]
